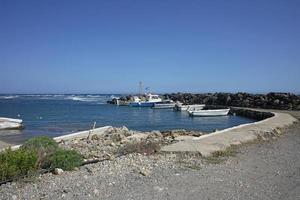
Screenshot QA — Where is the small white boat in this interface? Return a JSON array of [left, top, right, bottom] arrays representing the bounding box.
[[0, 117, 23, 124], [174, 102, 189, 111], [186, 104, 205, 111], [174, 102, 205, 112], [189, 108, 230, 117], [152, 100, 176, 109], [0, 117, 23, 130]]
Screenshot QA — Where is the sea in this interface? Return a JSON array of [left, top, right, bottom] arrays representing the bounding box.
[[0, 94, 255, 144]]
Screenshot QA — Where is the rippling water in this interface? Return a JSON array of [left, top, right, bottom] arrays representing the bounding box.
[[0, 94, 255, 144]]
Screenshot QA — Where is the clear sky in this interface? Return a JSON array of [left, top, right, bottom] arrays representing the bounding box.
[[0, 0, 299, 94]]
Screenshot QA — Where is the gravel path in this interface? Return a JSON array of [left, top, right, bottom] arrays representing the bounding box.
[[1, 123, 299, 200]]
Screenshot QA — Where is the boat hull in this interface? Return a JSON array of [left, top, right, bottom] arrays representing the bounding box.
[[152, 103, 176, 109], [129, 102, 155, 107], [189, 109, 230, 117], [186, 104, 205, 111]]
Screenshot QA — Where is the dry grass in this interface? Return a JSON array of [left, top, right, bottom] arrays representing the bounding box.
[[118, 141, 161, 156]]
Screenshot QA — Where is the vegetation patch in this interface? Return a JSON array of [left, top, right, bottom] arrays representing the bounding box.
[[21, 136, 58, 168], [211, 145, 239, 158], [118, 141, 161, 156], [174, 152, 203, 170], [203, 145, 239, 164], [0, 148, 38, 182], [0, 136, 83, 184], [50, 149, 83, 171]]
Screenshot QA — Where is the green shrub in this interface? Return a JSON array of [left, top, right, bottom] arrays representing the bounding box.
[[21, 136, 58, 168], [50, 149, 83, 171], [0, 149, 38, 182]]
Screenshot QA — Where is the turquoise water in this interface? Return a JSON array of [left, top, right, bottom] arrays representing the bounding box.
[[0, 94, 255, 144]]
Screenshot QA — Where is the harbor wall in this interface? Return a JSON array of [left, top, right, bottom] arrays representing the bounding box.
[[163, 92, 300, 110]]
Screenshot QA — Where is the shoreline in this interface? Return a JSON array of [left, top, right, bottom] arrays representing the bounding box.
[[0, 114, 299, 199], [0, 107, 297, 151]]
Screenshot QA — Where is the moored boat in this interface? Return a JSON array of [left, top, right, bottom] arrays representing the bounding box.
[[174, 102, 189, 111], [152, 100, 176, 109], [129, 94, 162, 107], [186, 104, 205, 111], [189, 108, 230, 117], [174, 102, 205, 111]]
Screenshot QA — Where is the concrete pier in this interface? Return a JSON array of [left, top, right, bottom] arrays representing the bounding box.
[[162, 108, 298, 156]]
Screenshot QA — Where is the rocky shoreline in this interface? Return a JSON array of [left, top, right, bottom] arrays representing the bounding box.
[[59, 126, 203, 161]]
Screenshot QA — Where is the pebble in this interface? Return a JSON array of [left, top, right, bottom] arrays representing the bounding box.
[[140, 169, 151, 176], [53, 168, 64, 175]]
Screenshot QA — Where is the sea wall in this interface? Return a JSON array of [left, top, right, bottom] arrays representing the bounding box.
[[163, 92, 300, 110], [230, 107, 274, 120]]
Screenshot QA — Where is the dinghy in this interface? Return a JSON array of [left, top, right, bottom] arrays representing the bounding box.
[[152, 100, 176, 109], [189, 108, 230, 117]]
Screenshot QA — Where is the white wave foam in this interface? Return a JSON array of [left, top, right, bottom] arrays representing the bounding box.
[[64, 95, 111, 103], [0, 95, 19, 99]]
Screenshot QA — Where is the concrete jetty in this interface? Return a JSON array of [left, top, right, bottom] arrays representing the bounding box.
[[162, 108, 298, 156]]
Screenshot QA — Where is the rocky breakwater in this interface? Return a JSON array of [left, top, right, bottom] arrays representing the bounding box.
[[59, 126, 203, 161], [163, 92, 300, 110], [0, 117, 23, 130]]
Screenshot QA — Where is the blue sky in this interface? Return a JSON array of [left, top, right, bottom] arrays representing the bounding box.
[[0, 0, 299, 94]]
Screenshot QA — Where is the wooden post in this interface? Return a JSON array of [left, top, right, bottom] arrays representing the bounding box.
[[87, 121, 97, 140]]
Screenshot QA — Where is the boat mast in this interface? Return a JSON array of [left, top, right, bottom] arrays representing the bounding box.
[[139, 81, 143, 95]]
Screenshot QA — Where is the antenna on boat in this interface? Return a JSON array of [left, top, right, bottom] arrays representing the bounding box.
[[139, 81, 143, 95]]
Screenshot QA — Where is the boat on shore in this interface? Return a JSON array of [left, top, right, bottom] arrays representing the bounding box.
[[129, 94, 162, 107], [0, 117, 22, 124], [189, 108, 230, 117], [152, 100, 176, 109], [0, 117, 23, 130]]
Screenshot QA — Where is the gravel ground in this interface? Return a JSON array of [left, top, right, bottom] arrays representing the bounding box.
[[0, 122, 299, 200]]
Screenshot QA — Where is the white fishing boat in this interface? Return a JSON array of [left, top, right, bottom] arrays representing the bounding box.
[[152, 100, 176, 109], [129, 94, 162, 107], [116, 99, 129, 106], [129, 96, 142, 107], [189, 108, 230, 117]]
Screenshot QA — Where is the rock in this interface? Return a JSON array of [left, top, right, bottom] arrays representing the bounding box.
[[120, 137, 129, 144], [147, 131, 162, 139], [93, 189, 100, 196], [120, 126, 129, 132], [53, 168, 64, 175], [140, 168, 151, 176], [159, 92, 300, 110], [274, 128, 282, 135], [110, 142, 116, 147], [91, 134, 101, 140], [111, 132, 125, 142]]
